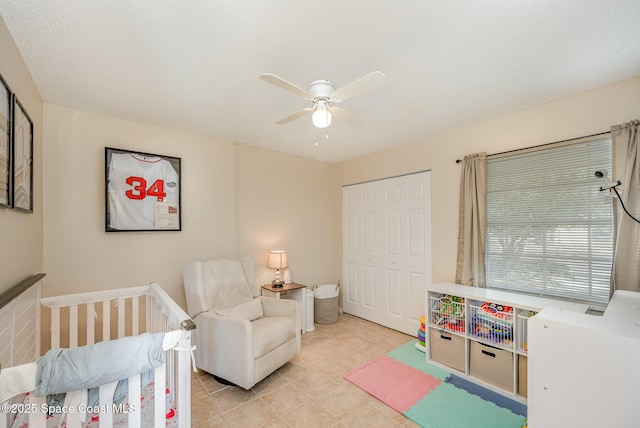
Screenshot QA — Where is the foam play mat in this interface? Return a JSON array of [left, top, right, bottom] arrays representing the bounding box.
[[344, 341, 527, 428]]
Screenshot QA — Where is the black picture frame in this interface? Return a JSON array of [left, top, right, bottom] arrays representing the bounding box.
[[0, 73, 12, 208], [12, 96, 33, 213], [105, 147, 182, 232]]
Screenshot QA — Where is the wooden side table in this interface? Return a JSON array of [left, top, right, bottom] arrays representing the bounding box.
[[260, 282, 307, 333]]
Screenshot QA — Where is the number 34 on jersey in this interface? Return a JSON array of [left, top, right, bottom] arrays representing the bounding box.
[[125, 176, 169, 201]]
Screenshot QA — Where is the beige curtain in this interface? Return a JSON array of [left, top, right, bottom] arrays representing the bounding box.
[[455, 153, 487, 287], [612, 120, 640, 292]]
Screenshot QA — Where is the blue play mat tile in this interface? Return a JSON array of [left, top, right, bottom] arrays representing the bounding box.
[[444, 373, 527, 417]]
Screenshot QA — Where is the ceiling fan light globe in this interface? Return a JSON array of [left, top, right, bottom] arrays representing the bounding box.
[[312, 109, 332, 128]]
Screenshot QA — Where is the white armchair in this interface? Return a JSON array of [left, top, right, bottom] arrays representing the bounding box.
[[183, 257, 301, 390]]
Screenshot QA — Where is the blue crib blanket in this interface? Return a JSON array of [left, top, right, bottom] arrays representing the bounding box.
[[36, 332, 165, 406]]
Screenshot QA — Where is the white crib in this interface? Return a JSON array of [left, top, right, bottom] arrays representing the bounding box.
[[0, 275, 195, 428]]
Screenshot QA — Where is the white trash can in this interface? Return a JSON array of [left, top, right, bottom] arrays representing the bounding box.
[[314, 284, 339, 324], [304, 289, 315, 332]]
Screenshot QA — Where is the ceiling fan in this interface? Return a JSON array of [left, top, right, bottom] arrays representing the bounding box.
[[259, 71, 387, 129]]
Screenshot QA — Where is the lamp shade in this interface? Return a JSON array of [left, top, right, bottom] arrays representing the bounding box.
[[268, 250, 288, 269]]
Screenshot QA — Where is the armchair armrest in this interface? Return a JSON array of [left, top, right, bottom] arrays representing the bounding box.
[[259, 297, 301, 351], [192, 311, 256, 388], [183, 261, 209, 318]]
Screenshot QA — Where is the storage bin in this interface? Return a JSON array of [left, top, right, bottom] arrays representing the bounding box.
[[429, 294, 465, 333], [518, 354, 528, 397], [429, 328, 465, 372], [469, 341, 514, 391], [470, 300, 514, 348], [314, 284, 339, 324]]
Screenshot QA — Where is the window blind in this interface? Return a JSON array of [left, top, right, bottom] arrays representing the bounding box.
[[486, 136, 613, 304]]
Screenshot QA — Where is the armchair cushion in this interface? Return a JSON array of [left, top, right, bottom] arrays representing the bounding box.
[[216, 280, 253, 310], [251, 316, 296, 358], [215, 298, 264, 321], [204, 259, 254, 310]]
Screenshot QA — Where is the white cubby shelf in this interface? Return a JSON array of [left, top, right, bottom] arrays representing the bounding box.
[[425, 282, 589, 401]]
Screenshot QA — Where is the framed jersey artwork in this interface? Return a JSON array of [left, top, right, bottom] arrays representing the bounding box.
[[105, 147, 181, 232]]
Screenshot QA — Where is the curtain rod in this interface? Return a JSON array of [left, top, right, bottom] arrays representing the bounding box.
[[454, 131, 611, 164]]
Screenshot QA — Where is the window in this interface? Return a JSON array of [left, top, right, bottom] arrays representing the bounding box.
[[485, 136, 613, 305]]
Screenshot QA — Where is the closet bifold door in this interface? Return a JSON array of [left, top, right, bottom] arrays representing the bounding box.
[[343, 179, 379, 323], [342, 171, 432, 335]]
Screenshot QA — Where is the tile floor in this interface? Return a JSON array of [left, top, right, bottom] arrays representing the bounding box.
[[190, 313, 422, 428]]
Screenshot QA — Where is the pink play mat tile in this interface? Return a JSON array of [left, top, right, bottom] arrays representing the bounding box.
[[343, 355, 441, 413]]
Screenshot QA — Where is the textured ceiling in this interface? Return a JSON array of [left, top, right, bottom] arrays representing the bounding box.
[[1, 1, 639, 163]]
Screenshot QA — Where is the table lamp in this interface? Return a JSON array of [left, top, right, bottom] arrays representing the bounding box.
[[268, 250, 288, 288]]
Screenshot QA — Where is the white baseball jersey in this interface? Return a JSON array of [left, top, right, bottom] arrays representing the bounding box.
[[107, 152, 179, 230]]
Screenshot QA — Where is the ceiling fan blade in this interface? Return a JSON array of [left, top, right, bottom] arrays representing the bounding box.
[[275, 108, 313, 125], [332, 71, 387, 102], [331, 107, 365, 128], [260, 73, 311, 99]]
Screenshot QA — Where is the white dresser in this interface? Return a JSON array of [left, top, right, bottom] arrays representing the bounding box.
[[528, 290, 640, 427]]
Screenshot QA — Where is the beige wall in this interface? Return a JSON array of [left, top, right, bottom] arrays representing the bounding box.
[[236, 145, 339, 287], [0, 17, 44, 294], [335, 75, 640, 287], [42, 104, 238, 307], [41, 106, 340, 309]]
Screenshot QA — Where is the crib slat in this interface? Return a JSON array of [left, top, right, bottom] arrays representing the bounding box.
[[154, 364, 166, 427], [98, 381, 117, 428], [64, 390, 83, 428], [132, 296, 139, 336], [102, 300, 110, 341], [176, 332, 192, 427], [51, 307, 60, 349], [128, 374, 142, 428], [167, 344, 175, 394], [146, 294, 153, 333], [69, 304, 78, 348], [118, 297, 125, 338], [87, 302, 95, 345]]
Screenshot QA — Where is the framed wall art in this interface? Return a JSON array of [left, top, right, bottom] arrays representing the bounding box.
[[12, 96, 33, 212], [105, 147, 182, 232], [0, 74, 12, 208]]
